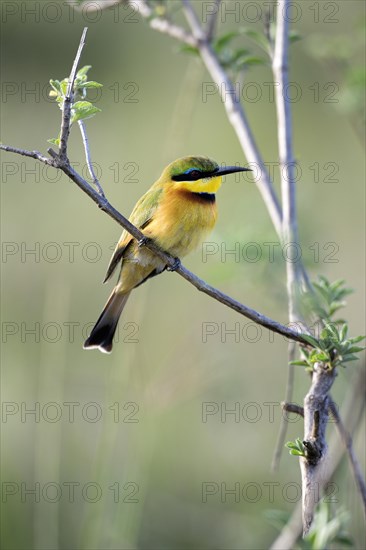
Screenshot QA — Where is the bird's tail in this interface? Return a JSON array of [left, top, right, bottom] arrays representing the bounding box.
[[84, 288, 131, 353]]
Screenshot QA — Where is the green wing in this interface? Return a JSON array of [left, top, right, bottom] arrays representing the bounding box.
[[103, 186, 163, 283]]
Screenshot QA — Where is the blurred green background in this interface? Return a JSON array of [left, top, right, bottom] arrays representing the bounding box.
[[1, 1, 365, 548]]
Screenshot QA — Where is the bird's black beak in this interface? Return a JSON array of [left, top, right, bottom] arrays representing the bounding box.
[[215, 165, 251, 176]]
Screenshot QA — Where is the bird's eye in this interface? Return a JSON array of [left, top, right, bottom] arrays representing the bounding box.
[[186, 170, 201, 179], [171, 169, 204, 182]]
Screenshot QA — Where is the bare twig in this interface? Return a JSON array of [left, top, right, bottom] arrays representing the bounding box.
[[272, 343, 296, 471], [134, 0, 197, 47], [59, 27, 88, 161], [329, 397, 366, 514], [281, 401, 304, 417], [0, 145, 54, 165], [78, 120, 105, 197], [182, 0, 206, 39], [205, 0, 221, 42]]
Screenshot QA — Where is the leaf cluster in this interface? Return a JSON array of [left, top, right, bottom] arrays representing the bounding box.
[[304, 502, 353, 549], [181, 27, 300, 77], [294, 278, 365, 371], [285, 437, 306, 458], [295, 324, 365, 371], [265, 502, 352, 548], [48, 66, 102, 145], [310, 276, 353, 322]]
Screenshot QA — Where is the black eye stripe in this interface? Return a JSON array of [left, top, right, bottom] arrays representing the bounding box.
[[172, 168, 218, 182]]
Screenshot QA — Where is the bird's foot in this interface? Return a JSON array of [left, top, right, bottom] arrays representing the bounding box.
[[167, 257, 181, 272], [138, 236, 152, 248]]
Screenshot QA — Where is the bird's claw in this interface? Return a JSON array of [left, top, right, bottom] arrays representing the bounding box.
[[167, 257, 181, 272], [138, 236, 151, 248]]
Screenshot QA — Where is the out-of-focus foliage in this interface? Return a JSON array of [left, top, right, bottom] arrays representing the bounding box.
[[306, 20, 366, 136]]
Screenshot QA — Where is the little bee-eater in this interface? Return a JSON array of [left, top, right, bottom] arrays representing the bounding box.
[[84, 156, 250, 353]]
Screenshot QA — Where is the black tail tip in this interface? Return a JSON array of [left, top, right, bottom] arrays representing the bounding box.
[[83, 336, 113, 354]]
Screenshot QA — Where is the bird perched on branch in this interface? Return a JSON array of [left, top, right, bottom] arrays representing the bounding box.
[[84, 156, 250, 353]]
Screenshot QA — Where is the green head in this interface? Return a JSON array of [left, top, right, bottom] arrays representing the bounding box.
[[160, 156, 250, 194]]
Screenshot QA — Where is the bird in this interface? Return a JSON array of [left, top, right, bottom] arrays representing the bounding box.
[[84, 156, 250, 353]]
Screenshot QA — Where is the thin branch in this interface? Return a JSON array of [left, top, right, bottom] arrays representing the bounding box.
[[329, 397, 366, 513], [78, 120, 105, 197], [272, 343, 296, 471], [59, 27, 88, 162], [205, 0, 221, 42], [182, 0, 206, 40], [134, 0, 197, 47], [281, 401, 304, 417], [0, 145, 54, 165]]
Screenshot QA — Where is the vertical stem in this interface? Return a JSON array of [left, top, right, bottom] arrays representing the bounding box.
[[271, 344, 295, 471], [272, 0, 301, 323], [78, 120, 105, 197], [271, 0, 307, 482]]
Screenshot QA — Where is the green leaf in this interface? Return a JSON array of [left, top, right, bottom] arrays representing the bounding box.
[[289, 449, 305, 456], [60, 78, 68, 96], [315, 351, 330, 362], [349, 335, 365, 343], [49, 79, 62, 94], [230, 48, 250, 63], [313, 283, 332, 304], [329, 301, 346, 315], [71, 101, 101, 123], [240, 27, 269, 51], [289, 30, 301, 43], [47, 137, 60, 146], [215, 31, 239, 52], [340, 324, 348, 341], [346, 346, 365, 353], [80, 81, 103, 89], [324, 323, 340, 338], [340, 354, 358, 363], [179, 44, 199, 56], [301, 334, 319, 348], [237, 56, 266, 67], [77, 65, 92, 78], [286, 437, 306, 457], [289, 360, 308, 367], [335, 534, 354, 546]]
